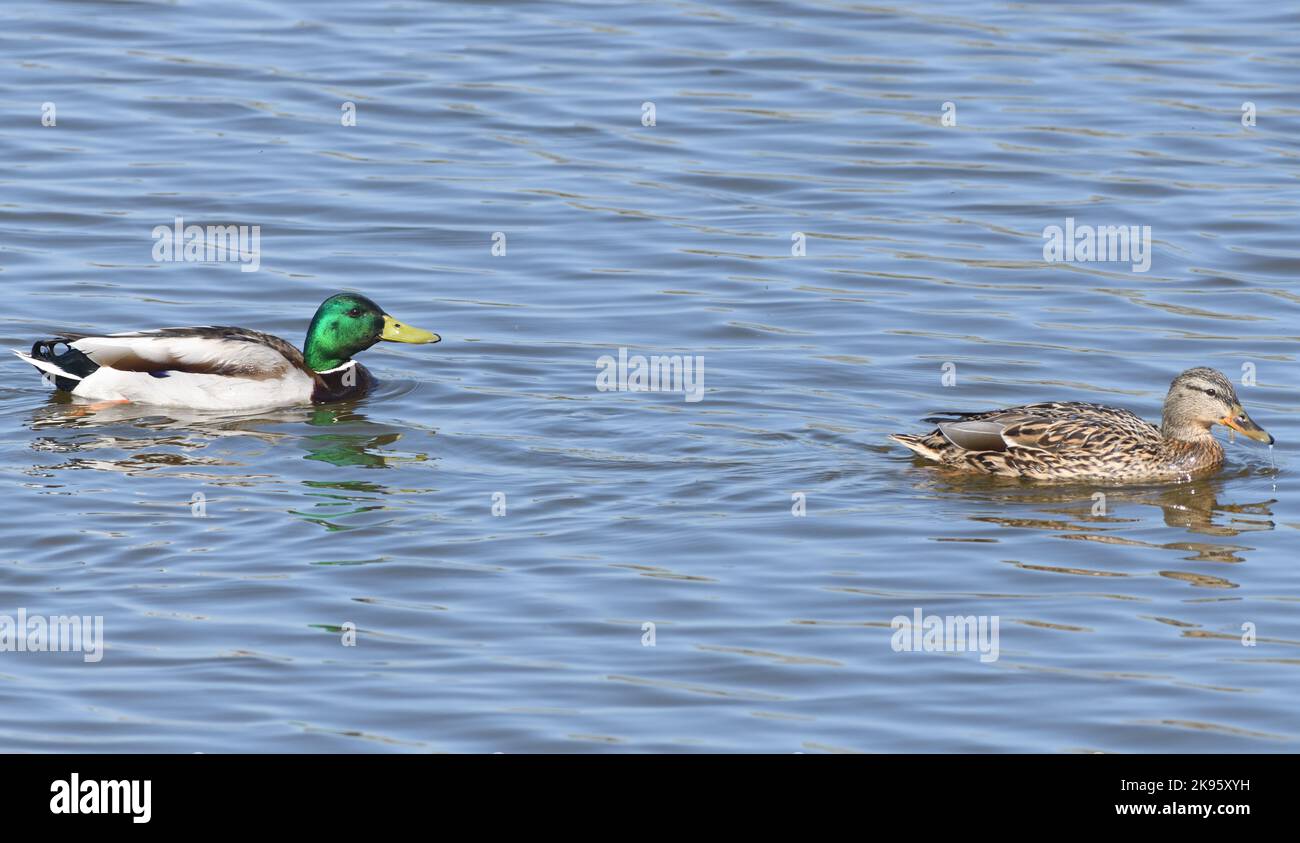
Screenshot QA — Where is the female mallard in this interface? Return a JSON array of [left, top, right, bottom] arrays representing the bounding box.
[[13, 292, 439, 411], [890, 367, 1273, 481]]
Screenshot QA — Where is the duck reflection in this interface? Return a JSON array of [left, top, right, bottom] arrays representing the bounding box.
[[23, 396, 434, 530], [27, 397, 429, 467], [917, 469, 1275, 570]]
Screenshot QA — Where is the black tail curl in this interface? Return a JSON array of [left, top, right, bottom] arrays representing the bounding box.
[[30, 338, 100, 391]]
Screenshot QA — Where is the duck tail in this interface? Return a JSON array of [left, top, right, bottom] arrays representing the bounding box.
[[888, 432, 944, 461], [14, 338, 99, 392]]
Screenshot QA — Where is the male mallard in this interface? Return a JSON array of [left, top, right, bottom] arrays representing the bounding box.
[[890, 367, 1273, 481], [13, 293, 439, 411]]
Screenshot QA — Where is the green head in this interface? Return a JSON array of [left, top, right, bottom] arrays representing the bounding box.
[[302, 293, 439, 372]]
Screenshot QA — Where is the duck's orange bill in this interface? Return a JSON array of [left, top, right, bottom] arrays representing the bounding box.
[[1220, 405, 1274, 444]]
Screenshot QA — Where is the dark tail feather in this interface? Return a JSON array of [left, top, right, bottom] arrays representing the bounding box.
[[921, 410, 991, 424], [31, 339, 98, 377], [29, 338, 99, 392]]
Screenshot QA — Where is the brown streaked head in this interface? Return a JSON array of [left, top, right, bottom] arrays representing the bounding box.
[[1162, 367, 1273, 444]]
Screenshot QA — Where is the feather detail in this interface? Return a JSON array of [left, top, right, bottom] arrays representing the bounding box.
[[15, 326, 319, 411], [892, 400, 1226, 481], [65, 327, 306, 380]]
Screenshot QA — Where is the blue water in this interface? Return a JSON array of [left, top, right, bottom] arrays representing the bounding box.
[[1, 0, 1298, 752]]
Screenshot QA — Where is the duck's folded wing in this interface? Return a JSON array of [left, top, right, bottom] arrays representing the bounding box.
[[936, 420, 1012, 452], [939, 405, 1158, 454], [64, 327, 305, 380]]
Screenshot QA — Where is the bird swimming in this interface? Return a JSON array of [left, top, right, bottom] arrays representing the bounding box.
[[13, 292, 439, 411], [889, 367, 1273, 482]]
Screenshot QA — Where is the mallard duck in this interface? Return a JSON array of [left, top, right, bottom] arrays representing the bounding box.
[[13, 293, 439, 411], [890, 367, 1273, 481]]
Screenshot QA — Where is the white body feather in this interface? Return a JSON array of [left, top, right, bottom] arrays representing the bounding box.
[[14, 330, 320, 411], [67, 366, 316, 410]]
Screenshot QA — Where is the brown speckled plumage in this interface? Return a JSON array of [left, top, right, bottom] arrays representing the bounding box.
[[890, 368, 1273, 482]]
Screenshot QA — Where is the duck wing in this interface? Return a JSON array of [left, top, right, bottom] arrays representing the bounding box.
[[935, 402, 1160, 454], [36, 326, 309, 380]]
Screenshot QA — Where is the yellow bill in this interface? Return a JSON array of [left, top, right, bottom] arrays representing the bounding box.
[[381, 314, 439, 344]]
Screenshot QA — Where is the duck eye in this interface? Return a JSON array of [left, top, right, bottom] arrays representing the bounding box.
[[347, 308, 362, 318]]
